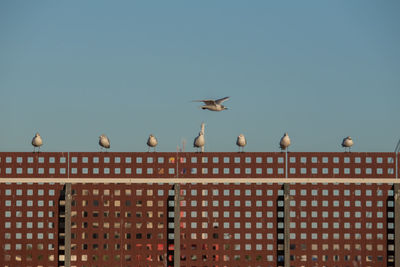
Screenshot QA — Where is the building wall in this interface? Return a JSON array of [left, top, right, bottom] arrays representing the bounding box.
[[0, 152, 399, 267]]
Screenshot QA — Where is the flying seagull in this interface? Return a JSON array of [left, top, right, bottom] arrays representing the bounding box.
[[31, 132, 43, 152], [99, 134, 110, 151], [236, 134, 247, 152], [279, 132, 291, 151], [147, 134, 158, 152], [341, 136, 353, 152], [193, 96, 230, 111]]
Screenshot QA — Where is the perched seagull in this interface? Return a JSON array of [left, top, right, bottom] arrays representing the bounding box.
[[147, 134, 158, 152], [31, 132, 43, 152], [99, 134, 110, 151], [341, 136, 353, 152], [236, 134, 247, 152], [193, 132, 205, 152], [279, 132, 291, 151], [193, 96, 230, 111]]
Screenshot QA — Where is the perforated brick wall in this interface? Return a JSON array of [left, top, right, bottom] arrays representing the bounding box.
[[0, 183, 63, 267], [0, 152, 398, 180], [0, 152, 399, 267]]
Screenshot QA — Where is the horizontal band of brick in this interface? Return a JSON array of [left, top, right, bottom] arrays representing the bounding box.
[[0, 152, 398, 179]]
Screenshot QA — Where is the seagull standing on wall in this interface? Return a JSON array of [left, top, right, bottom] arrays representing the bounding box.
[[99, 134, 110, 151], [193, 96, 230, 111], [194, 122, 205, 152], [341, 136, 353, 152], [280, 133, 291, 151], [31, 132, 43, 152], [147, 134, 158, 152], [194, 132, 205, 152], [236, 134, 247, 152]]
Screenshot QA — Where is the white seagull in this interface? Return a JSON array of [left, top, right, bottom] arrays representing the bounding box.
[[193, 132, 205, 152], [99, 134, 110, 151], [236, 134, 247, 152], [31, 132, 43, 152], [279, 132, 291, 151], [193, 96, 230, 111], [341, 136, 353, 152], [147, 134, 158, 152]]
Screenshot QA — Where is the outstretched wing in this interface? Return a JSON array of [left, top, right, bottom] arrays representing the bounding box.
[[215, 96, 230, 104], [192, 99, 216, 105]]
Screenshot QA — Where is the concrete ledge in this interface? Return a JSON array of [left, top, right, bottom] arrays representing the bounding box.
[[1, 177, 399, 183]]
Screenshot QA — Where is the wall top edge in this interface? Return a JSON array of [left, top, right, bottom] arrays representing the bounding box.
[[0, 151, 397, 155]]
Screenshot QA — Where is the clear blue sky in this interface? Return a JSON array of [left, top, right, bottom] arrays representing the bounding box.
[[1, 1, 399, 152]]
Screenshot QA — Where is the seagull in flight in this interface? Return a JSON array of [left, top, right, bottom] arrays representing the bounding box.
[[193, 96, 230, 111]]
